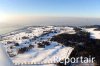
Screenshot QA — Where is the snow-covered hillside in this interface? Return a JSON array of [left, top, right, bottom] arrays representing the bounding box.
[[0, 26, 75, 66], [83, 28, 100, 39], [1, 26, 100, 66]]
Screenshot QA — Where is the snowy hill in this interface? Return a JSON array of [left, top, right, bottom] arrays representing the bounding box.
[[83, 28, 100, 39], [0, 26, 75, 66], [1, 26, 100, 66]]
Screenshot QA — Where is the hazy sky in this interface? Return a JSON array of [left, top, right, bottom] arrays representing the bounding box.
[[0, 0, 100, 26], [0, 0, 100, 17]]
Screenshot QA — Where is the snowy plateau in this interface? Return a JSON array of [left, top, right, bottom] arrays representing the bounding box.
[[0, 26, 100, 66]]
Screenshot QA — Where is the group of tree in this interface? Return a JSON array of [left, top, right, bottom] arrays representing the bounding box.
[[51, 30, 100, 66], [18, 44, 34, 54], [38, 41, 50, 48]]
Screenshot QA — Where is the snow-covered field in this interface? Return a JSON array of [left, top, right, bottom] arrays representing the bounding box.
[[0, 26, 75, 66], [83, 28, 100, 39], [1, 26, 100, 66]]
